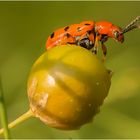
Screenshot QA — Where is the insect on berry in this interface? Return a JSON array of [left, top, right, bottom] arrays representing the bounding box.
[[46, 16, 140, 59]]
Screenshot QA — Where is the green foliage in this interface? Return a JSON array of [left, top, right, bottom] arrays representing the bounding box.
[[0, 76, 10, 138]]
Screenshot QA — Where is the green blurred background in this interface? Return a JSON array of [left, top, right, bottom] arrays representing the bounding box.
[[0, 1, 140, 139]]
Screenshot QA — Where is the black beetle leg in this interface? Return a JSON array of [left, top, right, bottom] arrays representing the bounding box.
[[101, 43, 107, 62], [91, 36, 99, 55]]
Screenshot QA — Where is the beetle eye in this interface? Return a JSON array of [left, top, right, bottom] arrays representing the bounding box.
[[114, 31, 119, 39]]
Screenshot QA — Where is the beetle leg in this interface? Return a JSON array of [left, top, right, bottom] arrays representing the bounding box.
[[93, 43, 98, 54], [101, 43, 107, 62], [91, 35, 100, 54]]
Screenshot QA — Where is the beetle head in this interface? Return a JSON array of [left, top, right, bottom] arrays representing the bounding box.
[[95, 21, 124, 43]]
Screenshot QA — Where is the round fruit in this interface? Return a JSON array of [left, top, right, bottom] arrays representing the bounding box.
[[27, 45, 112, 130]]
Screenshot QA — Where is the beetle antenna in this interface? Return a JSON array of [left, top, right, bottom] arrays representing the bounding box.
[[122, 16, 140, 34]]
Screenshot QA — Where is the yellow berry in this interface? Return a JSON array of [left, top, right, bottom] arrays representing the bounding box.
[[27, 45, 112, 130]]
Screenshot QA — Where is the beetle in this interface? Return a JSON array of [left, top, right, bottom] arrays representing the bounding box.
[[46, 16, 140, 59]]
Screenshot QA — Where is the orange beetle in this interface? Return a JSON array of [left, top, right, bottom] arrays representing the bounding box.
[[46, 16, 140, 57]]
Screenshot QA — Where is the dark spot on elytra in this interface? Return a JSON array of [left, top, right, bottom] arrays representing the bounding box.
[[64, 26, 69, 31], [50, 32, 54, 38], [85, 23, 90, 25], [87, 30, 92, 34], [65, 33, 71, 38], [77, 27, 82, 32]]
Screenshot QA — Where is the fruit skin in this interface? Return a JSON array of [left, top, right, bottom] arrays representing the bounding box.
[[27, 45, 111, 130]]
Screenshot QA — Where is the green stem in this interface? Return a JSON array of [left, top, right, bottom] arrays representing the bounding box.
[[0, 110, 33, 136], [0, 76, 10, 139]]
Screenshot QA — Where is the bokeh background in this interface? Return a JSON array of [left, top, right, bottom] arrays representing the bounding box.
[[0, 1, 140, 139]]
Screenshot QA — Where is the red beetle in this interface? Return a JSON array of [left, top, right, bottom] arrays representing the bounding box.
[[46, 16, 140, 58]]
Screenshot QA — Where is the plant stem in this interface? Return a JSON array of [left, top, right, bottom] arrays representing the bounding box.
[[0, 76, 10, 139], [0, 110, 33, 136]]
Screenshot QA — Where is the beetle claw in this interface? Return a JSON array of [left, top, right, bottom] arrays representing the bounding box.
[[101, 43, 107, 62]]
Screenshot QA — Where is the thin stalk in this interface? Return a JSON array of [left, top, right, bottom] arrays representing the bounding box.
[[0, 76, 10, 139], [0, 110, 33, 135]]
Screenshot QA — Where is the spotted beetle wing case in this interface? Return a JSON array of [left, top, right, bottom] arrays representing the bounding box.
[[46, 21, 95, 50]]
